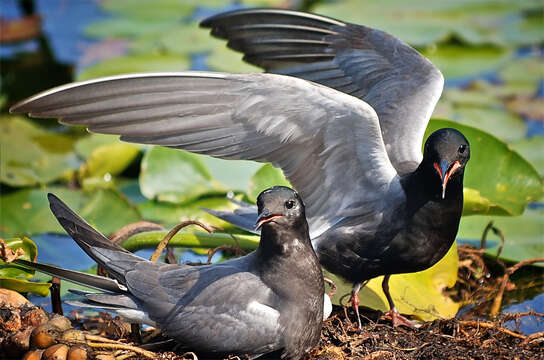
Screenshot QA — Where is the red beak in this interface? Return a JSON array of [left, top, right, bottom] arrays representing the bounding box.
[[433, 160, 462, 199], [255, 210, 283, 230]]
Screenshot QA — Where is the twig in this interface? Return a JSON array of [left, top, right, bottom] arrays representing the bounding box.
[[521, 331, 544, 346], [0, 238, 25, 262], [50, 277, 63, 315], [458, 320, 525, 339], [98, 221, 166, 276], [480, 221, 494, 250], [489, 257, 544, 316], [389, 342, 430, 351], [324, 277, 337, 297], [150, 220, 214, 262], [181, 352, 199, 360], [87, 342, 156, 358], [110, 221, 166, 245]]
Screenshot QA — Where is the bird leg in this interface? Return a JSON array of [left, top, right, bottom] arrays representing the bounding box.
[[380, 275, 417, 328], [350, 282, 363, 330]]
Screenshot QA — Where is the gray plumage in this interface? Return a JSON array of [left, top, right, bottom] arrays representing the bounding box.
[[10, 8, 468, 326], [16, 189, 323, 359]]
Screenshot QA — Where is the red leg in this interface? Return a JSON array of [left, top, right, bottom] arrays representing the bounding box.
[[380, 274, 417, 328]]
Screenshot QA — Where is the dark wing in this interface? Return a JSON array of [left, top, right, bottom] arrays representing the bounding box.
[[201, 8, 444, 173], [11, 72, 398, 234]]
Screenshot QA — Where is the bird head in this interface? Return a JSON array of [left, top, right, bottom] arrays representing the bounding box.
[[423, 128, 470, 199], [255, 186, 306, 231]]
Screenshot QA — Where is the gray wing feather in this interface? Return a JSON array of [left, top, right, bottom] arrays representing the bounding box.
[[201, 9, 444, 173], [11, 72, 397, 233], [14, 259, 124, 293]]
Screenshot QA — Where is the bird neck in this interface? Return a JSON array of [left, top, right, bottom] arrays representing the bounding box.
[[406, 162, 465, 205], [255, 223, 323, 298]]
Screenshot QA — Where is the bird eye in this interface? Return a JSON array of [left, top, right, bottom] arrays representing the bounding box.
[[285, 200, 295, 209], [458, 144, 467, 154]]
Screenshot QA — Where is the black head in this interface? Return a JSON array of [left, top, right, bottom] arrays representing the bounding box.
[[255, 186, 306, 231], [423, 128, 470, 199]]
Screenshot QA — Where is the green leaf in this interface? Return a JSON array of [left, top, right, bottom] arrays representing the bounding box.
[[206, 45, 262, 73], [85, 18, 178, 39], [248, 164, 291, 203], [131, 23, 224, 55], [458, 207, 544, 266], [138, 196, 245, 232], [74, 134, 132, 159], [499, 55, 543, 94], [422, 45, 512, 79], [426, 119, 543, 216], [76, 53, 190, 81], [432, 120, 543, 214], [313, 0, 543, 46], [139, 147, 224, 204], [0, 188, 140, 237], [100, 0, 196, 20], [0, 237, 38, 278], [0, 277, 51, 297], [510, 137, 544, 177], [0, 116, 80, 186], [121, 231, 260, 252], [79, 142, 140, 179], [201, 155, 261, 192], [0, 187, 89, 238], [79, 189, 141, 235], [326, 243, 459, 321]]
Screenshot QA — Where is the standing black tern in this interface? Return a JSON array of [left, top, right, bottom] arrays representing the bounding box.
[[15, 187, 324, 359], [10, 8, 470, 327]]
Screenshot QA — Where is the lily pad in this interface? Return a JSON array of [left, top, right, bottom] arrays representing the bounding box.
[[426, 119, 543, 216], [138, 196, 244, 232], [248, 164, 292, 202], [85, 18, 178, 39], [510, 137, 544, 176], [499, 55, 543, 95], [79, 142, 140, 180], [0, 187, 141, 237], [422, 45, 512, 80], [139, 147, 224, 204], [313, 0, 543, 46], [0, 116, 80, 187], [458, 207, 544, 266], [76, 53, 190, 81], [99, 0, 196, 20], [201, 155, 261, 192], [0, 277, 51, 297], [0, 187, 88, 238], [206, 45, 261, 73], [0, 237, 37, 278], [131, 23, 224, 55], [0, 237, 51, 297], [326, 243, 459, 321], [78, 189, 142, 235]]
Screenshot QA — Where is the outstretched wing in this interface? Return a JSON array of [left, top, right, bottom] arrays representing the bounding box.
[[201, 8, 444, 173], [11, 71, 397, 233]]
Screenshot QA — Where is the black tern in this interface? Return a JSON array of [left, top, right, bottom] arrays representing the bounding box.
[[10, 8, 470, 327], [16, 188, 324, 359]]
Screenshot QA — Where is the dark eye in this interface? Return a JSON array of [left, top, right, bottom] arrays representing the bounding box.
[[285, 200, 295, 209], [458, 144, 467, 154]]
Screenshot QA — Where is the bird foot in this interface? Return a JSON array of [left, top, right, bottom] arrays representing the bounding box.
[[380, 308, 418, 328], [350, 292, 362, 330]]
